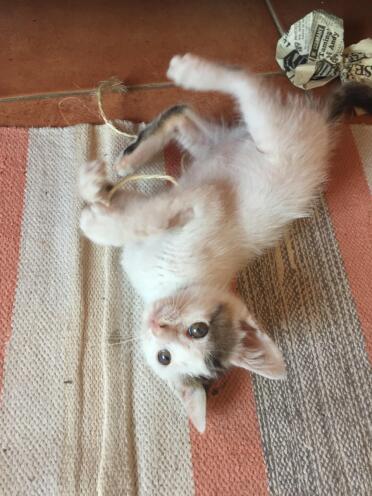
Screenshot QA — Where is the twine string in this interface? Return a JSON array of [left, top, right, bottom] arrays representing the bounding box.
[[97, 78, 179, 201]]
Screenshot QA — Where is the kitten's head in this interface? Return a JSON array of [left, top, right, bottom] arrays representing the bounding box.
[[141, 286, 286, 433]]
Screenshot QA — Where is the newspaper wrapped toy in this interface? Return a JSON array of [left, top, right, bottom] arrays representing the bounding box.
[[276, 10, 372, 90]]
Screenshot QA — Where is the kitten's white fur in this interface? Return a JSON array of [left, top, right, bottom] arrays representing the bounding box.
[[79, 54, 334, 432]]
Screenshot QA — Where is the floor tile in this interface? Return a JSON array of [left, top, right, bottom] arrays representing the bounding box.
[[1, 0, 279, 98]]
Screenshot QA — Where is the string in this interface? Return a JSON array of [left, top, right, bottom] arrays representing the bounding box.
[[96, 78, 137, 138], [107, 174, 178, 202], [96, 78, 179, 201]]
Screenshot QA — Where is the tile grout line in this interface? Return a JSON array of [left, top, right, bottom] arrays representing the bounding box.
[[0, 72, 285, 105], [0, 83, 173, 104]]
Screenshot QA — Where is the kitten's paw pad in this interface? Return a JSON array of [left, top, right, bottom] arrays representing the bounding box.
[[167, 54, 210, 89], [79, 160, 110, 203], [79, 204, 113, 244]]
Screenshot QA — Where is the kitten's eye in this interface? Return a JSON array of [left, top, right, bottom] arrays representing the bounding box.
[[187, 322, 209, 339], [157, 349, 171, 365]]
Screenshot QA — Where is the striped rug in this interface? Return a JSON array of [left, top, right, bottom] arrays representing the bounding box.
[[0, 123, 371, 495]]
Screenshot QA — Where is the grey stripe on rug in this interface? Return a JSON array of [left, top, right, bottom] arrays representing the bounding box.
[[238, 197, 372, 496]]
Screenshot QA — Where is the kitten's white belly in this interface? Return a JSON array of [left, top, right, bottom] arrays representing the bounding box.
[[121, 221, 245, 303], [121, 236, 188, 303]]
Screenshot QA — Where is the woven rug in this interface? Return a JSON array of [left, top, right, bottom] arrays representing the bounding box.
[[0, 122, 371, 495]]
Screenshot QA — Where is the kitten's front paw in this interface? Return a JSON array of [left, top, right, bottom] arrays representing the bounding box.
[[113, 149, 136, 177], [167, 54, 213, 90], [79, 160, 110, 203]]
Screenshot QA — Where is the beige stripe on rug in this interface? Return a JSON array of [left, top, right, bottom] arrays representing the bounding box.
[[0, 123, 195, 496], [61, 123, 195, 496], [1, 126, 80, 494]]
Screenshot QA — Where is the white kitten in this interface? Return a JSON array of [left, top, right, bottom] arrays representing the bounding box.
[[79, 54, 370, 432]]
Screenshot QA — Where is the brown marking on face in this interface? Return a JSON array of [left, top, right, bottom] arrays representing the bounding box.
[[203, 303, 240, 378]]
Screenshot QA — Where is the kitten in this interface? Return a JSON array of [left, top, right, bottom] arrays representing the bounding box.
[[79, 54, 372, 432]]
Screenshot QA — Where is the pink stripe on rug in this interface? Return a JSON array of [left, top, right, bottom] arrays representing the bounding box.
[[0, 128, 28, 392], [164, 143, 269, 495], [191, 370, 268, 496], [326, 126, 372, 361]]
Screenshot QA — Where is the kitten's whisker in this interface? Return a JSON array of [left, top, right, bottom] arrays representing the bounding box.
[[108, 335, 141, 346], [109, 342, 129, 347], [107, 344, 137, 355]]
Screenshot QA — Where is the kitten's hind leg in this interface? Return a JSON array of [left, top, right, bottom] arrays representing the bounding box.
[[167, 53, 241, 93], [167, 54, 273, 150], [167, 54, 329, 158], [114, 105, 216, 177]]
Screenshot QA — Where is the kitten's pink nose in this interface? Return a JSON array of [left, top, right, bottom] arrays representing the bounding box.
[[149, 316, 165, 336]]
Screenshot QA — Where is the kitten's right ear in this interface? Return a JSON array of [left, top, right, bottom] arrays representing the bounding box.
[[171, 378, 207, 433], [231, 318, 286, 380]]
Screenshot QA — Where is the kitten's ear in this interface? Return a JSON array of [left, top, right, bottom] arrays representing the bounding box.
[[171, 379, 207, 433], [231, 318, 286, 380]]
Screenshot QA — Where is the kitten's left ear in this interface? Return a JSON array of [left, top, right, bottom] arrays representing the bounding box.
[[171, 379, 207, 433], [231, 318, 286, 380]]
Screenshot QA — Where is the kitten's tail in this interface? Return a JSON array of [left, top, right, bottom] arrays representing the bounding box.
[[327, 82, 372, 121]]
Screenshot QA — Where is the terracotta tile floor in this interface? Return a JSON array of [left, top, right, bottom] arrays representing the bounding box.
[[0, 0, 371, 127]]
